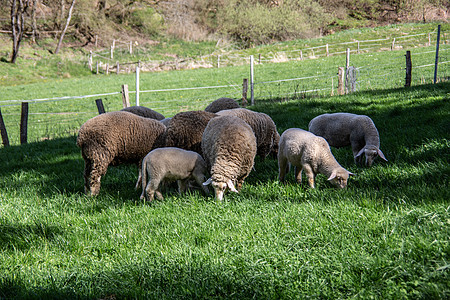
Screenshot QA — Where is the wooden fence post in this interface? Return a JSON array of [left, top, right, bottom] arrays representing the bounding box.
[[326, 44, 329, 56], [0, 108, 10, 147], [250, 55, 254, 106], [405, 50, 412, 87], [337, 67, 345, 95], [106, 63, 109, 75], [357, 41, 360, 53], [122, 84, 130, 108], [20, 102, 28, 144], [88, 51, 93, 71], [217, 55, 220, 68], [434, 25, 441, 84], [242, 78, 248, 107], [96, 61, 99, 74], [300, 50, 303, 60], [129, 41, 133, 54], [96, 99, 105, 114], [391, 38, 396, 50], [116, 62, 120, 75], [345, 48, 350, 93]]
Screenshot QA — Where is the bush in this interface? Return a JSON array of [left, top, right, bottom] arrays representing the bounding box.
[[199, 0, 330, 47]]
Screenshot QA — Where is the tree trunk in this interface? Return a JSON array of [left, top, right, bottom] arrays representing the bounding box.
[[55, 0, 76, 54], [10, 0, 31, 63], [31, 0, 37, 43]]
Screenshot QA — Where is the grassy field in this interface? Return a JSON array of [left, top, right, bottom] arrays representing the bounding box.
[[0, 22, 449, 298], [0, 81, 449, 298]]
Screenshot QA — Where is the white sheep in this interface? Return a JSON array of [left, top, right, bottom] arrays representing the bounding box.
[[278, 128, 354, 189], [201, 115, 257, 200], [308, 112, 387, 167], [139, 147, 210, 201], [217, 108, 280, 159]]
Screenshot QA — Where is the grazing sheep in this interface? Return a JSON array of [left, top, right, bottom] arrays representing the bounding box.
[[139, 147, 210, 201], [76, 111, 166, 196], [121, 106, 165, 120], [278, 128, 354, 189], [217, 108, 280, 158], [308, 112, 387, 166], [202, 115, 257, 200], [204, 97, 240, 113], [163, 110, 217, 156], [160, 117, 172, 126]]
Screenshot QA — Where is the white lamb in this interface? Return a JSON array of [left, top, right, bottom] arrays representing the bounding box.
[[308, 112, 387, 167], [278, 128, 354, 189], [139, 147, 210, 201]]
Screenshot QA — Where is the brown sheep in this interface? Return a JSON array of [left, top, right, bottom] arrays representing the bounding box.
[[204, 97, 240, 113], [76, 111, 166, 196], [217, 108, 280, 159], [120, 106, 165, 120], [163, 110, 217, 156]]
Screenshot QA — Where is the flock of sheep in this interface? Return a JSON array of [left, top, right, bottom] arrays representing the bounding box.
[[76, 97, 387, 201]]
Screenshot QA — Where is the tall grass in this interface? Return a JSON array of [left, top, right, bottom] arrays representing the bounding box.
[[0, 81, 448, 298]]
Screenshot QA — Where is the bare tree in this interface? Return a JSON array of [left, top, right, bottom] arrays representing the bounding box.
[[10, 0, 31, 63], [54, 0, 76, 54]]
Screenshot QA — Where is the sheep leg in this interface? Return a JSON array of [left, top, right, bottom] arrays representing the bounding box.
[[192, 173, 210, 195], [302, 165, 315, 188], [294, 166, 302, 184], [278, 155, 288, 182], [86, 159, 109, 196], [83, 158, 93, 195], [144, 179, 161, 202], [177, 180, 187, 194]]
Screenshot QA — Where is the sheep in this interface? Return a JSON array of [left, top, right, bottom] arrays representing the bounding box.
[[139, 147, 210, 201], [202, 115, 257, 200], [278, 128, 354, 189], [121, 106, 165, 120], [160, 117, 172, 126], [217, 108, 280, 159], [76, 111, 166, 196], [204, 97, 240, 113], [308, 112, 387, 167], [163, 110, 217, 156]]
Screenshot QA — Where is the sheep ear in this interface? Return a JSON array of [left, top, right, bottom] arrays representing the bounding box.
[[203, 178, 212, 186], [327, 171, 337, 181], [227, 180, 238, 193], [377, 148, 388, 161], [355, 148, 365, 158], [348, 171, 355, 176]]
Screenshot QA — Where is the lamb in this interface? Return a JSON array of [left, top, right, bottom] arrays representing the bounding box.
[[120, 106, 165, 120], [202, 115, 257, 200], [139, 147, 210, 201], [163, 110, 217, 156], [76, 111, 166, 196], [217, 108, 280, 158], [278, 128, 354, 189], [204, 97, 240, 113], [308, 112, 387, 167]]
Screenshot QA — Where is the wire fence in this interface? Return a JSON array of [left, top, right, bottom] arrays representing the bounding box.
[[0, 28, 449, 146]]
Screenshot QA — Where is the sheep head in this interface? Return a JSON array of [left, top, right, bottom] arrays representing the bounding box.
[[327, 168, 354, 189], [203, 178, 238, 200], [355, 145, 387, 167]]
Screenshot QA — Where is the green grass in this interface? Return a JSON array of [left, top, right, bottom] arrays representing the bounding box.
[[0, 82, 449, 298]]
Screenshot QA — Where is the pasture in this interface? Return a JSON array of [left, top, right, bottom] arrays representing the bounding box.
[[0, 22, 449, 298], [0, 81, 448, 298]]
